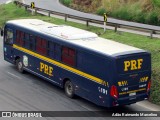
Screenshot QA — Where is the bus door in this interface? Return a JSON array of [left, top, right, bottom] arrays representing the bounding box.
[[4, 28, 14, 63]]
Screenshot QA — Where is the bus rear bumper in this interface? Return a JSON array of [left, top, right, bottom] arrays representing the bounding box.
[[114, 93, 149, 106]]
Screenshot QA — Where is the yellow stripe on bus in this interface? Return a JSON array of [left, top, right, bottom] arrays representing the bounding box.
[[13, 44, 103, 84]]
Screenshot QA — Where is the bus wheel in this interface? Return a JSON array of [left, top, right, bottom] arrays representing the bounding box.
[[16, 59, 24, 73], [64, 80, 74, 98]]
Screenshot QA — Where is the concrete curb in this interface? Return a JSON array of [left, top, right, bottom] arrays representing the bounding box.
[[136, 100, 160, 111]]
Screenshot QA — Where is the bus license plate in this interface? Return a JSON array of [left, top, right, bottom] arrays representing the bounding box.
[[129, 92, 136, 96]]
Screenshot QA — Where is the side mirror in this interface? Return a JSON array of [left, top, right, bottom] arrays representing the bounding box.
[[1, 30, 3, 37]]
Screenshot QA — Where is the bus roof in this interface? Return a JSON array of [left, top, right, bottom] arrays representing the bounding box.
[[7, 19, 145, 56]]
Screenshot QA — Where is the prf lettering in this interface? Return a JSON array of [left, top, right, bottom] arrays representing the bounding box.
[[124, 59, 143, 71], [40, 62, 53, 76]]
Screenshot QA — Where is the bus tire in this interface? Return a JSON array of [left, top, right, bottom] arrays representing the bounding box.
[[64, 80, 75, 98], [16, 59, 24, 73]]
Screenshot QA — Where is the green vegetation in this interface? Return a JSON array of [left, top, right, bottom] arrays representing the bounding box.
[[61, 0, 102, 13], [152, 0, 160, 7], [59, 0, 72, 7], [101, 0, 160, 26], [0, 3, 160, 105], [60, 0, 160, 26], [0, 3, 30, 27], [96, 8, 107, 15]]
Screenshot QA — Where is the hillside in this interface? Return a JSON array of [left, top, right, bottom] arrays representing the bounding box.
[[61, 0, 160, 26]]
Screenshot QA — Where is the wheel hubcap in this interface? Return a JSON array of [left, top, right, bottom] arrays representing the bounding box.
[[18, 62, 22, 70], [67, 83, 72, 95]]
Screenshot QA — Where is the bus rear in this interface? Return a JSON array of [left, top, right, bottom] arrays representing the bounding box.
[[110, 52, 151, 106]]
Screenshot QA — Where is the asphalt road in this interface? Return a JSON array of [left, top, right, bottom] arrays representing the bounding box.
[[24, 0, 160, 31], [24, 0, 99, 18], [0, 0, 8, 4], [1, 0, 160, 37], [23, 0, 160, 38]]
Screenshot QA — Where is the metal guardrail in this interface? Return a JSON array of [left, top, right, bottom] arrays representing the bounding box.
[[14, 1, 160, 38]]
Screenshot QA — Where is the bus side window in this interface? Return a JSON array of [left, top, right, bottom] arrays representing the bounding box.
[[36, 37, 42, 54], [36, 37, 47, 55], [5, 29, 13, 45], [62, 46, 76, 66], [16, 30, 24, 46]]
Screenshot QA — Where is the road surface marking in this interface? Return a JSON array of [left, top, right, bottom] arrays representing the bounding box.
[[7, 71, 22, 79], [80, 105, 93, 111]]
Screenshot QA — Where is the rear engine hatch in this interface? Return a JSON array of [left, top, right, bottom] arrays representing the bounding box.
[[116, 52, 151, 99]]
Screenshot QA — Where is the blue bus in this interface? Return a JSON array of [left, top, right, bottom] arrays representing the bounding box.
[[1, 19, 151, 107]]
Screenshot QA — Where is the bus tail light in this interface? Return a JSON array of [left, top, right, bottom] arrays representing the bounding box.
[[110, 85, 118, 99], [147, 81, 151, 93]]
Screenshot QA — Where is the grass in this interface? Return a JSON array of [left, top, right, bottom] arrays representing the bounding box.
[[59, 0, 72, 7], [152, 0, 160, 7], [0, 3, 160, 105], [61, 0, 102, 13], [0, 3, 30, 27], [100, 0, 160, 26], [61, 0, 160, 26]]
